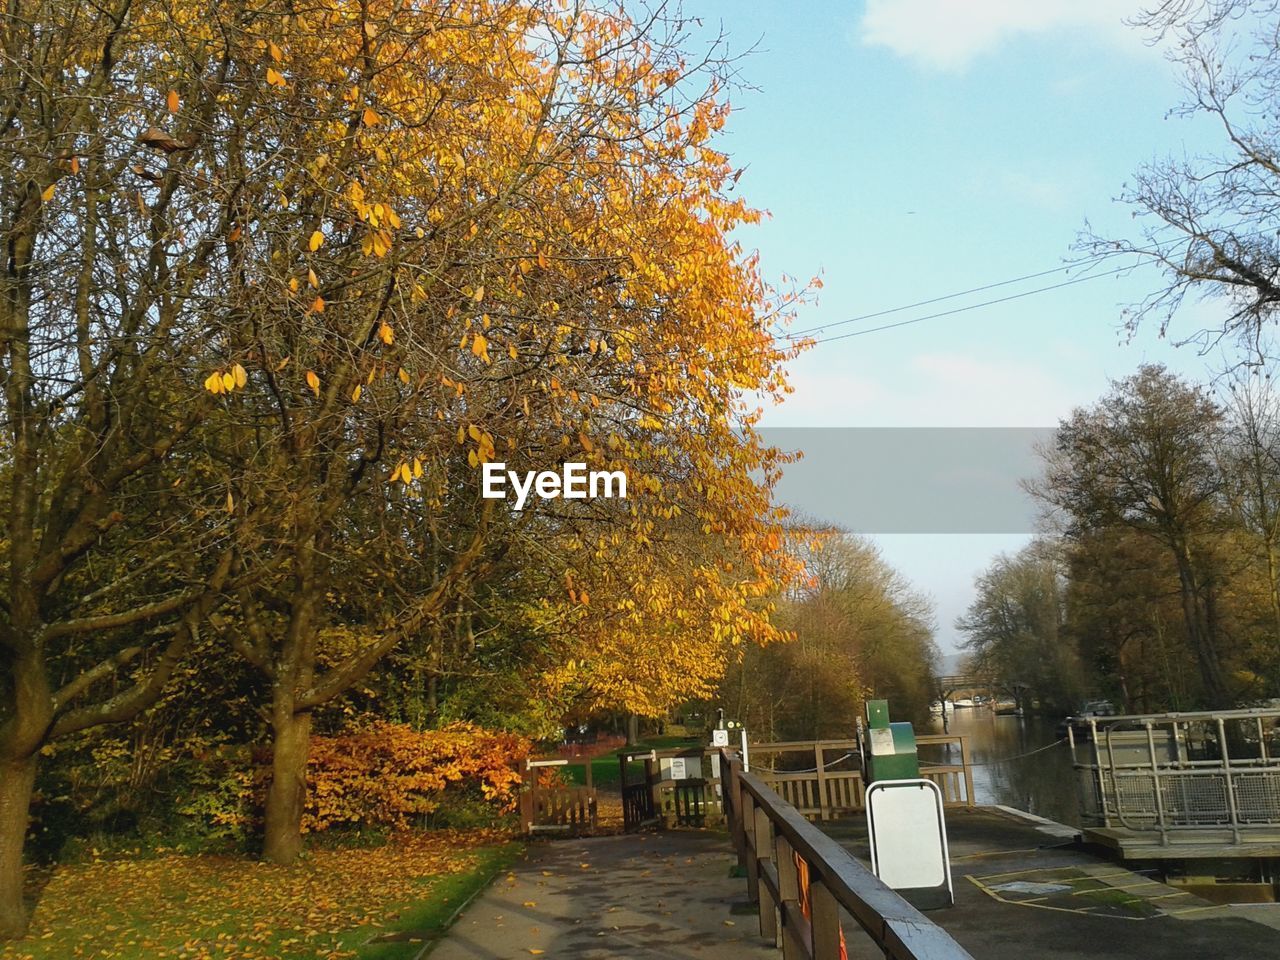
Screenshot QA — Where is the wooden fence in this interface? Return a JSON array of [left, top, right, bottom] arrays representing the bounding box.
[[720, 748, 974, 960], [749, 735, 974, 821]]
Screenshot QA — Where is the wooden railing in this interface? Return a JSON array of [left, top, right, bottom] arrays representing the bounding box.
[[720, 748, 974, 960], [749, 736, 974, 821]]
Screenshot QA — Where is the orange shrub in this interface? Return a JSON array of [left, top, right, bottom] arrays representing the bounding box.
[[303, 721, 531, 832]]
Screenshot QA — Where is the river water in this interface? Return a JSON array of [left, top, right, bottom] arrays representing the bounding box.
[[925, 709, 1080, 826]]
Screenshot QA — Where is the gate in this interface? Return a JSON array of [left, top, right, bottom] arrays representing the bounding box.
[[520, 757, 598, 836], [620, 749, 659, 830], [619, 746, 717, 830]]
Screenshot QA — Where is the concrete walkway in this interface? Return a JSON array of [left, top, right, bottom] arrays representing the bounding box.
[[430, 831, 772, 959], [826, 806, 1280, 960]]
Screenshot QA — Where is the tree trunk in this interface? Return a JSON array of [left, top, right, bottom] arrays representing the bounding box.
[[1173, 551, 1228, 705], [626, 713, 639, 745], [262, 701, 312, 865], [0, 753, 37, 939]]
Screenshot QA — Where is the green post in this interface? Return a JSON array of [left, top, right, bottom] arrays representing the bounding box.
[[863, 700, 920, 783]]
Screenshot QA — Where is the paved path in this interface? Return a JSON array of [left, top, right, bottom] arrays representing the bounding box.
[[430, 831, 773, 959], [826, 806, 1280, 960]]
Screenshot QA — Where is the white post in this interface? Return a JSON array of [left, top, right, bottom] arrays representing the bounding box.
[[741, 727, 750, 772]]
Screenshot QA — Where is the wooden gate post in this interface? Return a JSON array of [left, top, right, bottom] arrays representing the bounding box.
[[526, 760, 537, 833], [814, 742, 829, 820]]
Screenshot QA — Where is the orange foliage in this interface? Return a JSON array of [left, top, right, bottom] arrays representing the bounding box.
[[303, 722, 530, 832]]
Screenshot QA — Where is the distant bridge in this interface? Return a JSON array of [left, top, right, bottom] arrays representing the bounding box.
[[936, 674, 1028, 705]]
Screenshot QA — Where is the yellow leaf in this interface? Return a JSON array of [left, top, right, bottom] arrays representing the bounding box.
[[306, 370, 320, 396], [351, 384, 362, 402], [378, 323, 394, 345], [232, 363, 247, 388], [227, 224, 243, 242], [473, 284, 485, 302], [467, 449, 479, 468], [204, 372, 222, 394], [470, 332, 490, 363], [266, 67, 286, 87], [289, 277, 299, 292], [309, 230, 324, 252], [412, 457, 423, 478], [268, 40, 283, 62], [40, 183, 55, 203], [69, 156, 80, 175], [226, 491, 235, 513], [167, 90, 180, 113], [362, 107, 380, 127], [310, 296, 325, 313], [275, 356, 290, 372], [398, 367, 409, 384], [508, 344, 518, 360], [221, 371, 235, 391], [308, 267, 319, 288]]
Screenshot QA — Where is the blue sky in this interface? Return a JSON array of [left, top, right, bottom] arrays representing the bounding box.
[[696, 1, 1239, 651]]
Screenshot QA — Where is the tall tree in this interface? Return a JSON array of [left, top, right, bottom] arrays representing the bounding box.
[[957, 540, 1081, 714], [1037, 365, 1232, 704], [0, 0, 248, 934], [722, 535, 937, 740]]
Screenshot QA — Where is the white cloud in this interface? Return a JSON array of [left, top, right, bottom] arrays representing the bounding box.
[[762, 351, 1092, 427], [858, 0, 1144, 71]]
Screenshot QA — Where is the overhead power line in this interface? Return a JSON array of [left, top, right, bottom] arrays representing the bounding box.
[[783, 255, 1117, 339], [799, 264, 1132, 345]]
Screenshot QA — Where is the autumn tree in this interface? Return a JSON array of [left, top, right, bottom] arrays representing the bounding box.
[[1037, 366, 1233, 704], [118, 0, 804, 865], [1217, 369, 1280, 652], [0, 0, 253, 935], [722, 535, 936, 740], [957, 540, 1081, 714], [1063, 527, 1195, 711], [0, 0, 805, 917]]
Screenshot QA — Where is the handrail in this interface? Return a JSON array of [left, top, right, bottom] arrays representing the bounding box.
[[1069, 705, 1280, 724], [748, 735, 975, 817], [719, 747, 973, 960], [1071, 708, 1280, 839]]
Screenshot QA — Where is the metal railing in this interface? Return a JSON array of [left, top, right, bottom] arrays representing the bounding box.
[[1069, 706, 1280, 844], [749, 736, 975, 820], [720, 748, 974, 960]]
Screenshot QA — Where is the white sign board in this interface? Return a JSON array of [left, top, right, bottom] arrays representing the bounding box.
[[865, 779, 952, 907], [710, 729, 730, 747], [868, 727, 895, 757], [668, 757, 688, 780]]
